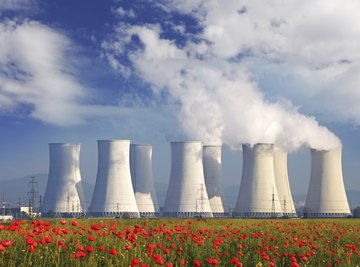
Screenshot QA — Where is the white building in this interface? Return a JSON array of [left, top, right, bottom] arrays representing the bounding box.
[[234, 143, 283, 218], [89, 140, 140, 218], [304, 146, 351, 218], [203, 145, 226, 216], [130, 144, 159, 217], [164, 141, 213, 217], [42, 143, 84, 215], [273, 149, 297, 217]]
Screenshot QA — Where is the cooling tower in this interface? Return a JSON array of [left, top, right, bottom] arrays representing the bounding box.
[[130, 144, 159, 217], [89, 140, 140, 218], [164, 141, 213, 218], [304, 146, 351, 218], [42, 143, 84, 215], [203, 145, 226, 217], [233, 143, 283, 218], [273, 149, 297, 217]]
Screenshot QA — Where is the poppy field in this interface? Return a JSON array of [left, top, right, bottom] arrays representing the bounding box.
[[0, 218, 359, 266]]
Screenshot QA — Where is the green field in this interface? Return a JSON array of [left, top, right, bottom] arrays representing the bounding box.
[[0, 218, 359, 266]]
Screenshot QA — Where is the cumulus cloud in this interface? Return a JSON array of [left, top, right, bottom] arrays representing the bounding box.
[[0, 20, 87, 125], [102, 1, 343, 150], [0, 19, 174, 139], [0, 0, 35, 11]]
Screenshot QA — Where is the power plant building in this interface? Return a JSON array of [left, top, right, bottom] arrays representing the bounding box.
[[164, 141, 213, 217], [89, 140, 140, 218], [273, 149, 297, 217], [304, 147, 351, 218], [203, 145, 226, 216], [42, 143, 84, 215], [234, 143, 283, 218], [130, 144, 159, 217]]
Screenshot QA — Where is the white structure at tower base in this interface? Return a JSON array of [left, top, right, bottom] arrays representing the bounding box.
[[130, 144, 159, 218], [304, 146, 351, 218], [89, 140, 140, 218], [273, 149, 297, 217], [164, 141, 213, 218], [233, 143, 283, 218], [203, 145, 226, 217], [42, 143, 84, 216]]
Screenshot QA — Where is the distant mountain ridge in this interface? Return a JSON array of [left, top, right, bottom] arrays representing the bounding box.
[[1, 175, 359, 211]]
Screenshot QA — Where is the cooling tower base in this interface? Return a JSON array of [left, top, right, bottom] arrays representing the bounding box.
[[42, 212, 86, 218], [212, 212, 230, 218], [281, 212, 297, 218], [162, 212, 213, 218], [139, 212, 160, 218], [303, 212, 352, 218], [232, 212, 283, 218], [88, 212, 140, 218]]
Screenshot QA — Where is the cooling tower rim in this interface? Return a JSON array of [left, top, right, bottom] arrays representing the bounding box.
[[171, 140, 203, 144], [310, 145, 342, 153], [242, 142, 274, 147], [203, 144, 223, 147], [49, 142, 80, 146], [97, 139, 131, 143], [130, 143, 152, 147]]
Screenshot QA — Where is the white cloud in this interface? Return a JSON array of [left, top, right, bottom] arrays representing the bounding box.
[[0, 20, 87, 125], [0, 0, 34, 11], [113, 6, 136, 18]]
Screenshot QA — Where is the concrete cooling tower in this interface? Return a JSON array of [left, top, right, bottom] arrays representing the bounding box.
[[203, 145, 226, 217], [130, 144, 159, 217], [42, 143, 84, 215], [233, 143, 283, 218], [164, 141, 213, 218], [89, 140, 140, 218], [273, 149, 297, 217], [304, 146, 351, 218]]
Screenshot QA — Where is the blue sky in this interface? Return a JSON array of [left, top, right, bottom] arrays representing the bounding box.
[[1, 0, 360, 196]]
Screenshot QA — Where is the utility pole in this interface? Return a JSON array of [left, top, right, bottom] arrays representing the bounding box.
[[2, 192, 5, 216], [67, 192, 70, 213], [271, 187, 275, 217]]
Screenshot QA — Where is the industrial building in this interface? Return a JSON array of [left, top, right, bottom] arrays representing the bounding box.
[[42, 143, 84, 215], [273, 149, 297, 217], [89, 140, 140, 218], [304, 147, 351, 218], [163, 141, 213, 217], [233, 143, 283, 218], [37, 139, 353, 219], [203, 145, 226, 216], [130, 144, 160, 217]]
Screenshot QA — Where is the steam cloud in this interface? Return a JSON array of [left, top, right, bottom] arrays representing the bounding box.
[[102, 2, 341, 151]]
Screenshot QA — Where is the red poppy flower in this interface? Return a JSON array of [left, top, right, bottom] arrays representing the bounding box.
[[109, 248, 118, 256], [2, 240, 13, 247]]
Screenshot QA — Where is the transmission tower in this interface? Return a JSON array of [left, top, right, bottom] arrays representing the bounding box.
[[27, 176, 39, 213]]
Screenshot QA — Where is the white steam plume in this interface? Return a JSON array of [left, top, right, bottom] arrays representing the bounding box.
[[103, 19, 340, 150]]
